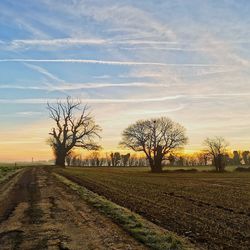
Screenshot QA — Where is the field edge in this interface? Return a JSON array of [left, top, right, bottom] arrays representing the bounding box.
[[0, 166, 24, 185], [53, 172, 197, 250]]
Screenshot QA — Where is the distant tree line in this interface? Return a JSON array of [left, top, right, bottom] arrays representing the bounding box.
[[65, 149, 250, 169], [165, 151, 250, 167], [65, 152, 148, 167]]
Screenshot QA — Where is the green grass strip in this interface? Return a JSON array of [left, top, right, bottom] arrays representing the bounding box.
[[54, 173, 195, 250], [0, 166, 23, 184]]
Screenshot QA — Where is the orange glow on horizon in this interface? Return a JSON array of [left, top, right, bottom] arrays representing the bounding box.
[[1, 144, 249, 163], [0, 118, 249, 163]]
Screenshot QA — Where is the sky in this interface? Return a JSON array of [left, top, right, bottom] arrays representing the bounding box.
[[0, 0, 250, 162]]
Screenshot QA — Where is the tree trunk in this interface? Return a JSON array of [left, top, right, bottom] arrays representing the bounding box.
[[151, 164, 163, 173], [148, 158, 155, 172], [213, 157, 218, 172], [55, 151, 66, 167], [214, 154, 225, 172], [148, 157, 163, 173]]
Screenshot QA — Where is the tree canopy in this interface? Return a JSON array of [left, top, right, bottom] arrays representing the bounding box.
[[203, 136, 229, 172], [48, 97, 101, 166], [120, 117, 188, 172]]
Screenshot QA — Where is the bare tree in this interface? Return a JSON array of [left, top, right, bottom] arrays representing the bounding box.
[[232, 151, 242, 165], [120, 117, 188, 173], [168, 154, 176, 166], [128, 154, 137, 167], [48, 97, 101, 167], [110, 152, 121, 167], [105, 153, 112, 167], [197, 151, 210, 166], [203, 137, 229, 172], [88, 151, 105, 167], [121, 153, 130, 166], [242, 151, 250, 165], [65, 151, 73, 166]]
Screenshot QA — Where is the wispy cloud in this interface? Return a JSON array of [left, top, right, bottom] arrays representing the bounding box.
[[0, 85, 42, 90], [0, 95, 184, 104], [45, 1, 176, 40], [23, 63, 64, 83], [120, 46, 210, 52], [5, 37, 250, 53], [0, 82, 169, 91], [21, 63, 68, 95], [6, 38, 181, 48], [0, 3, 49, 39], [1, 93, 250, 105], [0, 111, 42, 117], [8, 38, 177, 48], [16, 111, 42, 116], [10, 38, 107, 48], [1, 0, 250, 159], [0, 58, 229, 67], [0, 140, 43, 145], [128, 105, 186, 115]]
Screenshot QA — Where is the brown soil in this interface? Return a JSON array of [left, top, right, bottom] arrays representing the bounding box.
[[57, 169, 250, 250], [0, 167, 147, 250]]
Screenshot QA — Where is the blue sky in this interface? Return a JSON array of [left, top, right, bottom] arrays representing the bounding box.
[[0, 0, 250, 161]]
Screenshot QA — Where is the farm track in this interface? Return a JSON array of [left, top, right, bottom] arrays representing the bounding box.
[[58, 170, 250, 250], [0, 167, 147, 250]]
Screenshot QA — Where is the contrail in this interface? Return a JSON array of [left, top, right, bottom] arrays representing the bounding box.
[[0, 95, 184, 104], [0, 82, 168, 90], [0, 58, 228, 67]]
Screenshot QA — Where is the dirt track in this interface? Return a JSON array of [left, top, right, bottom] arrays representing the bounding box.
[[0, 167, 146, 250]]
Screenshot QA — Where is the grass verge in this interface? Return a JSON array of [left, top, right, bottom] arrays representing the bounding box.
[[0, 166, 23, 184], [54, 173, 195, 250]]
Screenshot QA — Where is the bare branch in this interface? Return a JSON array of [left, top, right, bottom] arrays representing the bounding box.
[[47, 96, 101, 166], [120, 117, 188, 172]]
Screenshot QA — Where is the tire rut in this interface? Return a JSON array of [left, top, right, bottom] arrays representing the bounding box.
[[0, 169, 33, 223], [0, 167, 147, 250]]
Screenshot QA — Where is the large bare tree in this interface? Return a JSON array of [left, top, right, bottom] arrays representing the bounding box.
[[203, 136, 229, 172], [120, 117, 188, 172], [48, 97, 101, 167]]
